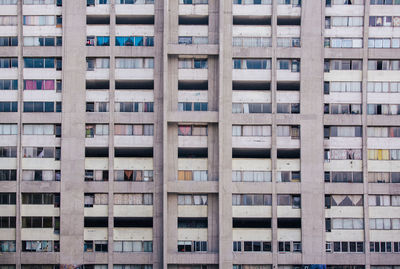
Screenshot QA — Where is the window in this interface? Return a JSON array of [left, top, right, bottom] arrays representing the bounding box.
[[0, 170, 17, 181], [370, 242, 400, 253], [23, 147, 60, 159], [178, 170, 208, 181], [23, 102, 61, 113], [325, 171, 363, 183], [0, 16, 17, 25], [277, 126, 300, 139], [368, 60, 400, 70], [369, 16, 400, 27], [86, 102, 109, 112], [368, 172, 400, 183], [0, 193, 16, 204], [113, 194, 153, 205], [24, 58, 61, 69], [0, 241, 16, 252], [0, 58, 18, 68], [177, 195, 208, 205], [324, 149, 362, 161], [24, 0, 57, 4], [233, 59, 271, 69], [324, 38, 363, 48], [0, 147, 17, 157], [368, 82, 400, 93], [85, 170, 108, 181], [0, 217, 15, 228], [369, 195, 400, 206], [232, 194, 272, 205], [277, 194, 301, 208], [0, 124, 17, 135], [114, 170, 153, 181], [324, 103, 362, 114], [22, 170, 60, 181], [368, 149, 400, 160], [325, 81, 362, 93], [324, 126, 362, 138], [115, 58, 154, 69], [22, 240, 59, 252], [277, 103, 300, 114], [277, 38, 301, 47], [113, 241, 153, 252], [370, 218, 400, 230], [115, 36, 154, 46], [0, 80, 17, 90], [23, 124, 60, 136], [177, 241, 207, 252], [232, 103, 272, 113], [24, 36, 62, 47], [84, 240, 108, 252], [324, 60, 362, 71], [23, 16, 57, 25], [326, 241, 364, 253], [367, 104, 400, 115], [115, 102, 153, 112], [179, 0, 209, 4], [85, 124, 109, 137], [0, 0, 17, 4], [84, 193, 108, 207], [368, 38, 400, 48], [233, 37, 272, 48], [115, 124, 154, 136], [326, 16, 363, 28], [242, 241, 271, 252], [178, 36, 208, 45], [21, 193, 60, 207], [0, 37, 17, 46], [278, 241, 298, 253], [276, 171, 301, 182], [232, 171, 272, 182], [277, 59, 300, 72], [24, 80, 56, 90], [178, 102, 208, 111], [329, 218, 364, 230], [22, 216, 58, 229], [232, 125, 271, 137], [86, 58, 110, 70]]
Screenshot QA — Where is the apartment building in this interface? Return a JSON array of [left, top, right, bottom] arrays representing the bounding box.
[[0, 0, 399, 268]]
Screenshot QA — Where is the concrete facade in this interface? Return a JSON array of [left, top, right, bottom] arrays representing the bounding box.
[[0, 0, 400, 268]]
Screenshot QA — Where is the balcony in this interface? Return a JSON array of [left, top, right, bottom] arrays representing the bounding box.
[[84, 227, 108, 241], [114, 227, 152, 241], [178, 205, 207, 217], [21, 228, 59, 241], [179, 4, 208, 16], [84, 205, 108, 217], [114, 157, 153, 170], [115, 69, 154, 80], [114, 205, 153, 217]]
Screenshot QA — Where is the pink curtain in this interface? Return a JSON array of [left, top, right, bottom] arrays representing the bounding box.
[[25, 80, 36, 90], [44, 80, 54, 90]]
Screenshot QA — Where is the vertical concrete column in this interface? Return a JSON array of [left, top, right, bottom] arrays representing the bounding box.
[[208, 0, 219, 45], [270, 0, 278, 264], [162, 0, 169, 267], [208, 56, 219, 112], [361, 2, 371, 268], [153, 0, 165, 266], [166, 194, 178, 260], [60, 0, 86, 265], [15, 0, 24, 265], [207, 124, 218, 182], [299, 0, 325, 265], [207, 193, 219, 253], [218, 0, 233, 267], [107, 0, 116, 267]]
